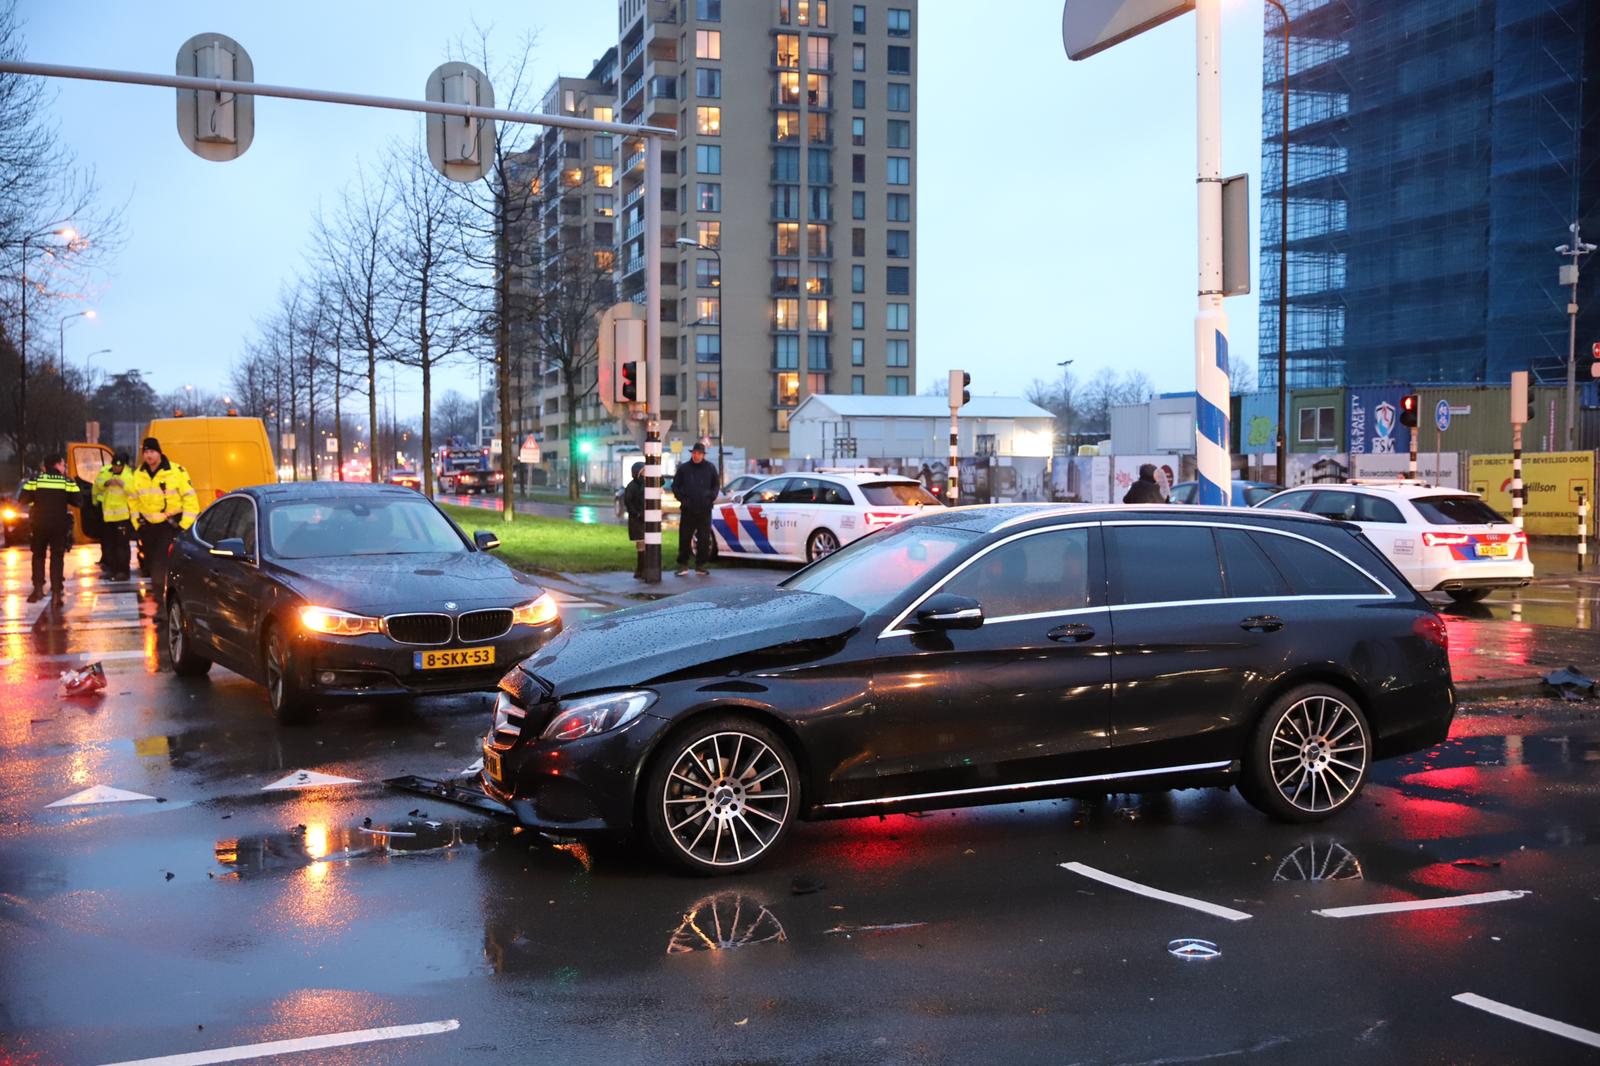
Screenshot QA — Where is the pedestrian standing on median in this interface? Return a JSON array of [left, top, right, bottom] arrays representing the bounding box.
[[130, 437, 199, 616], [20, 453, 82, 605], [1122, 463, 1166, 504], [672, 442, 720, 577], [624, 460, 647, 581], [92, 451, 135, 581]]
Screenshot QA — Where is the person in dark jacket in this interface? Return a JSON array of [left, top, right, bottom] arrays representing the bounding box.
[[623, 461, 646, 580], [1122, 463, 1166, 504], [672, 442, 720, 576], [20, 453, 82, 605]]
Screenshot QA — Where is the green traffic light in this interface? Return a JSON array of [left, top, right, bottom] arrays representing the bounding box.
[[577, 439, 593, 456]]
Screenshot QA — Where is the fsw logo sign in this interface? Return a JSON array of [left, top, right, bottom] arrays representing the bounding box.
[[1348, 387, 1411, 456], [1372, 401, 1397, 453]]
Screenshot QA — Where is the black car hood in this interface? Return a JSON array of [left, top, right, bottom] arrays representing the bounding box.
[[271, 552, 545, 614], [518, 583, 864, 695]]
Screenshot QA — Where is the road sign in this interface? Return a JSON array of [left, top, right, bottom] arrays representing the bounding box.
[[175, 33, 254, 161], [1063, 0, 1193, 61], [1434, 399, 1451, 433], [518, 434, 541, 464], [425, 62, 496, 183]]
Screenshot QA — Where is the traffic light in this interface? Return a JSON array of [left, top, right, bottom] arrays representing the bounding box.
[[577, 438, 594, 457], [1399, 393, 1419, 429], [1510, 371, 1534, 424], [620, 360, 639, 403], [949, 370, 971, 408]]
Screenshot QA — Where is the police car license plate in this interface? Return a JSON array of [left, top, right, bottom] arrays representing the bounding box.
[[482, 746, 502, 784], [415, 647, 495, 670], [1477, 543, 1509, 558]]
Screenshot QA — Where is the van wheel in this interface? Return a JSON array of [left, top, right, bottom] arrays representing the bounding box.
[[1240, 685, 1370, 822]]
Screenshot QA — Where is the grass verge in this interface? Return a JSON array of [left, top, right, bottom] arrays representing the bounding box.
[[440, 503, 634, 574]]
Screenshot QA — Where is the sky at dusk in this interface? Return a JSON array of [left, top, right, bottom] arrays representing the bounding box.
[[17, 0, 1266, 417]]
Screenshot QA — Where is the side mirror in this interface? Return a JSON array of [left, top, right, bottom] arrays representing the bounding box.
[[209, 537, 252, 562], [474, 530, 501, 551], [914, 592, 984, 630]]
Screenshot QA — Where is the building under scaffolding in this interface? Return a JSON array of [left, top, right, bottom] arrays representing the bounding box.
[[1259, 0, 1600, 390]]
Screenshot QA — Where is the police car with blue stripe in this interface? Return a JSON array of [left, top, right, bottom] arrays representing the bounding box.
[[712, 470, 942, 563]]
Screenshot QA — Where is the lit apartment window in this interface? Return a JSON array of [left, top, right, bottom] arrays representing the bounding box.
[[851, 264, 865, 292], [886, 303, 909, 330], [851, 338, 865, 365], [775, 336, 799, 369], [886, 340, 910, 367], [888, 8, 911, 36], [696, 258, 721, 288], [563, 90, 577, 113], [697, 371, 719, 401], [774, 259, 800, 292], [852, 154, 865, 182], [887, 157, 910, 184], [808, 148, 832, 183], [851, 375, 866, 394], [809, 186, 832, 220], [595, 194, 615, 217], [696, 144, 721, 173], [887, 46, 911, 74], [852, 80, 866, 108], [776, 222, 801, 256], [852, 4, 866, 33], [808, 35, 832, 71], [775, 298, 800, 331], [696, 30, 721, 59], [887, 375, 910, 395], [851, 301, 865, 329], [807, 299, 830, 330], [808, 112, 830, 143], [777, 372, 800, 406], [697, 296, 721, 324], [887, 192, 910, 221], [806, 74, 830, 107], [886, 266, 909, 294], [563, 167, 583, 187], [697, 106, 722, 136], [776, 34, 800, 68], [773, 184, 800, 219], [775, 109, 801, 142], [852, 227, 866, 256], [698, 220, 720, 247], [887, 119, 910, 148], [807, 261, 831, 294], [696, 68, 722, 97], [779, 72, 802, 106], [780, 0, 827, 26], [806, 223, 830, 257], [594, 249, 615, 271], [697, 182, 721, 211], [697, 334, 721, 363], [697, 0, 721, 21], [887, 83, 910, 111], [808, 372, 828, 394], [593, 106, 614, 123], [886, 229, 909, 258], [852, 117, 866, 145], [594, 165, 615, 188], [852, 43, 866, 71]]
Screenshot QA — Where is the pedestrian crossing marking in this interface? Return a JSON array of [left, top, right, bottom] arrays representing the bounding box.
[[261, 769, 362, 791], [46, 785, 158, 808]]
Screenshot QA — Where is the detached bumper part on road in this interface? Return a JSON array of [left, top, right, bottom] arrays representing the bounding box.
[[481, 712, 666, 836], [294, 621, 561, 698]]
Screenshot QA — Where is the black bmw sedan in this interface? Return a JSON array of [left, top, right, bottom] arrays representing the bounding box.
[[483, 504, 1455, 874], [165, 482, 562, 718]]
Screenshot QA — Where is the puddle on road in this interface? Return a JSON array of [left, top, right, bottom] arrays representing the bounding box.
[[215, 820, 514, 879], [666, 892, 788, 954], [1273, 839, 1364, 882]]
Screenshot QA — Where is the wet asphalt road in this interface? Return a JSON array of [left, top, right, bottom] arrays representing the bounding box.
[[3, 549, 1600, 1064]]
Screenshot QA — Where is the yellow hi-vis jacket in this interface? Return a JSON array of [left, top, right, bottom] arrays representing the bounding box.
[[129, 458, 199, 531], [92, 464, 135, 523]]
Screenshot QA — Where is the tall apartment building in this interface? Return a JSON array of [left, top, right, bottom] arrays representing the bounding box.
[[512, 0, 918, 478], [1258, 0, 1600, 392]]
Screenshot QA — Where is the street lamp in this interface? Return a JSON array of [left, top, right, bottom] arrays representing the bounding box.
[[676, 235, 725, 480], [82, 348, 111, 380], [1556, 221, 1595, 450], [59, 309, 96, 375], [1265, 0, 1291, 485], [15, 224, 77, 457]]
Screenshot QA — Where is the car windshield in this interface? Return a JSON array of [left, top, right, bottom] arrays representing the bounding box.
[[782, 522, 977, 613], [1413, 495, 1508, 526], [266, 497, 467, 558], [859, 481, 940, 507], [1241, 485, 1280, 506]]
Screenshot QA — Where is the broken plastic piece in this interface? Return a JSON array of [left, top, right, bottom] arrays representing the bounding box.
[[1542, 666, 1596, 699], [57, 661, 107, 699]]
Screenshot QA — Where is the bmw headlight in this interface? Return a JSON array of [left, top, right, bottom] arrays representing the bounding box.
[[299, 605, 382, 636], [540, 691, 656, 742], [512, 593, 560, 627]]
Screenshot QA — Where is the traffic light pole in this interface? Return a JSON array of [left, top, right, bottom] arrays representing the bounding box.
[[1511, 422, 1524, 530], [1408, 428, 1418, 480], [642, 135, 664, 584], [947, 409, 959, 505]]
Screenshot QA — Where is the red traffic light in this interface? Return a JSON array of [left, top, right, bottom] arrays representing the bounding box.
[[620, 360, 639, 403], [1399, 393, 1419, 428]]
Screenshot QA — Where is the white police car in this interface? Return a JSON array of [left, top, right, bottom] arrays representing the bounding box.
[[713, 471, 942, 563], [1256, 480, 1533, 602]]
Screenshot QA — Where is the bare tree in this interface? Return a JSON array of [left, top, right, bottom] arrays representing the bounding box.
[[1025, 365, 1080, 448], [316, 167, 398, 483], [383, 142, 471, 498], [432, 389, 476, 442]]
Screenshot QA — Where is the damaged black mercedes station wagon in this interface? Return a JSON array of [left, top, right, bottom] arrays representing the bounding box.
[[481, 504, 1455, 873]]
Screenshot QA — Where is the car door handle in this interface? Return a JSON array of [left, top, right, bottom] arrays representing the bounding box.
[[1047, 623, 1095, 643], [1240, 615, 1284, 633]]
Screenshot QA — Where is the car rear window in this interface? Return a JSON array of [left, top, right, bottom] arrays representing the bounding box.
[[1250, 531, 1385, 596], [1413, 495, 1508, 526], [859, 481, 940, 507]]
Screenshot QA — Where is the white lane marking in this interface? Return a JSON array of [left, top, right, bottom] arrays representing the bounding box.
[[97, 1018, 461, 1066], [1313, 889, 1530, 918], [1452, 994, 1600, 1049], [1060, 861, 1253, 922], [261, 769, 362, 791], [47, 785, 158, 808]]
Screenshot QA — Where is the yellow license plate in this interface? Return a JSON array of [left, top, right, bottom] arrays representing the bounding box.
[[414, 647, 496, 670], [1477, 543, 1509, 558], [482, 746, 502, 783]]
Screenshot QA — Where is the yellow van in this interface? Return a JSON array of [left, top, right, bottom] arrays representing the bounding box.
[[67, 416, 278, 517]]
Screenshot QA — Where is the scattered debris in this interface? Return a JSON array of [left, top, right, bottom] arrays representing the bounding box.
[[362, 817, 373, 828], [1167, 938, 1220, 960], [1451, 859, 1504, 870], [57, 662, 107, 699], [734, 1018, 748, 1027], [164, 871, 174, 881], [360, 826, 418, 838], [825, 922, 927, 936], [790, 876, 825, 895], [1542, 666, 1596, 700]]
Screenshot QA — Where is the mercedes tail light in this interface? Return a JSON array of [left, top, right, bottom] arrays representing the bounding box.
[[1412, 613, 1448, 651]]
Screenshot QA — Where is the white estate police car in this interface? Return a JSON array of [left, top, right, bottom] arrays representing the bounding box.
[[1256, 480, 1533, 602], [713, 471, 942, 563]]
